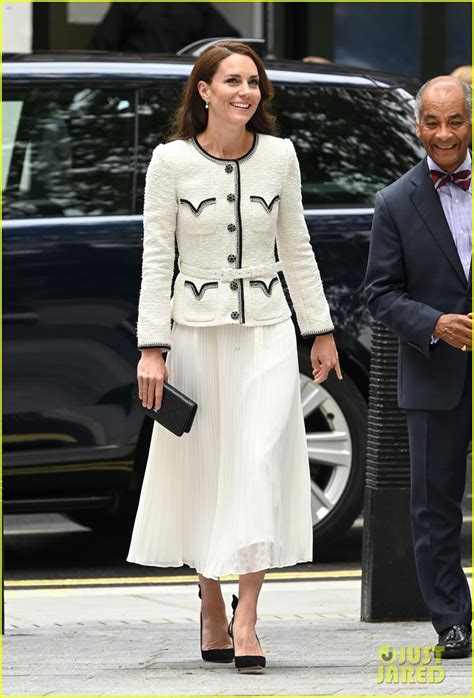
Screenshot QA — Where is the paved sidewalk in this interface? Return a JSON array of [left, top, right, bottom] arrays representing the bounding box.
[[2, 579, 472, 696]]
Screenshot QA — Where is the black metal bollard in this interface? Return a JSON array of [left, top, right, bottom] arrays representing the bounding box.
[[361, 320, 429, 621]]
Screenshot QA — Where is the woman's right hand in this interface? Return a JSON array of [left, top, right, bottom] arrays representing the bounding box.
[[137, 348, 169, 410]]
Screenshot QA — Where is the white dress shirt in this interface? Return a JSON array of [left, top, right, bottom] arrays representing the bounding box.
[[427, 151, 472, 280], [428, 151, 472, 344]]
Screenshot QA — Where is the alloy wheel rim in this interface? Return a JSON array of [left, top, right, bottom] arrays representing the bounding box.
[[300, 374, 353, 527]]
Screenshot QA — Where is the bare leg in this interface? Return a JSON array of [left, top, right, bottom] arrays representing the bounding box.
[[233, 571, 266, 657], [198, 574, 233, 651]]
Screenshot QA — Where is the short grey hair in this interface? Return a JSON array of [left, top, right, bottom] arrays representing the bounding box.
[[414, 77, 472, 123]]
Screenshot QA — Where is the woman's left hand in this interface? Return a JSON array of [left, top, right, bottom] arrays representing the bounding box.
[[311, 334, 343, 383]]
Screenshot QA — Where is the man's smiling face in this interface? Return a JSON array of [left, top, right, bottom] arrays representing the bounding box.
[[416, 81, 471, 173]]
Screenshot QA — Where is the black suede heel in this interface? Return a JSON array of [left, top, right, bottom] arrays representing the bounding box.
[[198, 585, 234, 663], [228, 594, 266, 673]]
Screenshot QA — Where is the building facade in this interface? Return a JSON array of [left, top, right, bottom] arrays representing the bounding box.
[[3, 2, 472, 81]]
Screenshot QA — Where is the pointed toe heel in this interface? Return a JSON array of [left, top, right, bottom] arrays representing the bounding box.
[[235, 655, 266, 673]]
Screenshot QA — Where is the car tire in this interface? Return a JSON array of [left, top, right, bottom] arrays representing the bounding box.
[[298, 348, 367, 551]]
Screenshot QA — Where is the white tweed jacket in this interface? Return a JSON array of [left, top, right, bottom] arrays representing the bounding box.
[[137, 133, 334, 350]]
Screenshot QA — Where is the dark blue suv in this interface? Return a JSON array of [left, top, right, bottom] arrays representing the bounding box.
[[2, 53, 422, 548]]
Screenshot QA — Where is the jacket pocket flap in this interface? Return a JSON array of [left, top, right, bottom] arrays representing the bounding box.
[[184, 280, 218, 300], [249, 195, 280, 212], [179, 198, 216, 215], [249, 277, 279, 296]]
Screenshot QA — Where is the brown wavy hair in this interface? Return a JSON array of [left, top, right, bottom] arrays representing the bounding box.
[[168, 41, 278, 141]]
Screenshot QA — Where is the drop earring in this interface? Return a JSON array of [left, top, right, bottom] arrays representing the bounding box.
[[204, 101, 209, 110]]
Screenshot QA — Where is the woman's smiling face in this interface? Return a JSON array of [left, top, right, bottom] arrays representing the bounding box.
[[198, 53, 261, 126]]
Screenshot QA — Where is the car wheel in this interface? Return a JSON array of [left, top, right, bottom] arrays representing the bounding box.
[[299, 351, 367, 550]]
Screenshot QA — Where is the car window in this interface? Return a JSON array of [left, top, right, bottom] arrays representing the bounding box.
[[273, 84, 424, 206], [135, 82, 184, 213], [2, 86, 135, 219]]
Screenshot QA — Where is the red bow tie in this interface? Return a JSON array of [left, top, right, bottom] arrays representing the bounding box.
[[430, 169, 471, 192]]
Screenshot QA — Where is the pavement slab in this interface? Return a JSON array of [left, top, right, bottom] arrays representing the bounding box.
[[2, 580, 471, 696]]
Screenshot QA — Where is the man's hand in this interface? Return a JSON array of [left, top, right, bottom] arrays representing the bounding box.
[[433, 313, 472, 351], [311, 334, 343, 383]]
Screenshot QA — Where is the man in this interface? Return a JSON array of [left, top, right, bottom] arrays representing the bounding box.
[[365, 76, 472, 658]]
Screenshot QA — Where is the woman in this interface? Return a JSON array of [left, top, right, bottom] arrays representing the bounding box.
[[127, 41, 341, 672]]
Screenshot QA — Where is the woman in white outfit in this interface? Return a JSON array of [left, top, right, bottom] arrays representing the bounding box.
[[127, 41, 342, 672]]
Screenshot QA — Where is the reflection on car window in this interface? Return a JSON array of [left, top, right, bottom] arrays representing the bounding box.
[[135, 83, 184, 212], [2, 87, 135, 219], [3, 101, 23, 191], [273, 85, 424, 206]]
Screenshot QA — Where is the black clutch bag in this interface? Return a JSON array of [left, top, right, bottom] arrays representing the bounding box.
[[140, 382, 198, 437]]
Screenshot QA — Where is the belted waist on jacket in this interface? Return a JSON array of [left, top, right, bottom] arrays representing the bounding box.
[[179, 261, 284, 282]]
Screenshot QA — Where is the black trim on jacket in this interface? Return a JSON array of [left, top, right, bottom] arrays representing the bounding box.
[[191, 132, 258, 164], [236, 161, 245, 324], [250, 195, 280, 212], [249, 277, 279, 296], [184, 280, 218, 300], [138, 343, 171, 351], [179, 197, 216, 215]]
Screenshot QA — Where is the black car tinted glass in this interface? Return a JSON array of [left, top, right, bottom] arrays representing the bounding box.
[[3, 87, 135, 218]]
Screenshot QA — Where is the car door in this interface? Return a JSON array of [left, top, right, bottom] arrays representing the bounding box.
[[270, 76, 423, 544], [2, 78, 143, 498]]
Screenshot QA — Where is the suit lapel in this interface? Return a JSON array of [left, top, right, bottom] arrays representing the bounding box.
[[409, 159, 468, 287]]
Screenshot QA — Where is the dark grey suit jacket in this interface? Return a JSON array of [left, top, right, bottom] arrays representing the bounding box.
[[365, 157, 471, 410]]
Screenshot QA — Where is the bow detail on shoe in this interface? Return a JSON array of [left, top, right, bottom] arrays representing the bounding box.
[[228, 594, 239, 637], [227, 594, 266, 672]]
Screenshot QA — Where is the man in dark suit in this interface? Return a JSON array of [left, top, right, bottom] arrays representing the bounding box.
[[365, 76, 472, 658]]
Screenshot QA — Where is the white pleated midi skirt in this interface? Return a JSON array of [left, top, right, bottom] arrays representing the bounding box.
[[126, 318, 313, 580]]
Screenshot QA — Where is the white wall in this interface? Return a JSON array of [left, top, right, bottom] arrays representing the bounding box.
[[2, 1, 32, 53]]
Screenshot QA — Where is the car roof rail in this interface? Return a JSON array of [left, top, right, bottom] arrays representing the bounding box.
[[177, 37, 265, 57]]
